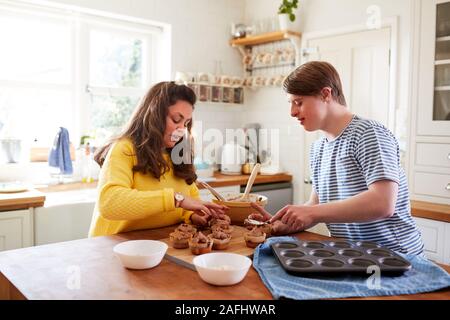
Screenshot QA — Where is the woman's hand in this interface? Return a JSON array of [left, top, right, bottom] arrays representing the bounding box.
[[179, 196, 228, 219], [269, 205, 317, 231], [190, 212, 209, 226], [250, 203, 299, 235]]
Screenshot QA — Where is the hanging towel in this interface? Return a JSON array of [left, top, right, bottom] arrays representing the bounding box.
[[253, 236, 450, 300], [48, 127, 73, 175]]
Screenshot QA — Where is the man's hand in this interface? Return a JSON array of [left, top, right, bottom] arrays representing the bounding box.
[[250, 203, 300, 235], [269, 205, 316, 231]]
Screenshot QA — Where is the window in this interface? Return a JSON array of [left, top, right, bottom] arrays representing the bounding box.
[[0, 10, 73, 145], [86, 27, 150, 143], [0, 2, 162, 157]]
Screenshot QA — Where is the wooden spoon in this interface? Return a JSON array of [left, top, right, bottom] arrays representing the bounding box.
[[197, 181, 226, 202], [240, 163, 261, 201]]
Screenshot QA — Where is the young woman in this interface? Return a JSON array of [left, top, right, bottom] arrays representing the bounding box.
[[89, 81, 227, 237], [251, 61, 424, 255]]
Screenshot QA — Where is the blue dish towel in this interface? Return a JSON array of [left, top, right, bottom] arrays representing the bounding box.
[[253, 236, 450, 300], [48, 127, 73, 175]]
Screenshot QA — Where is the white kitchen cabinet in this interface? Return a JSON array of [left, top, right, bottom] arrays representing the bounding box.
[[0, 209, 33, 252], [410, 0, 450, 205], [417, 0, 450, 136], [413, 217, 449, 263], [34, 190, 96, 246], [444, 223, 450, 264], [198, 185, 240, 202]]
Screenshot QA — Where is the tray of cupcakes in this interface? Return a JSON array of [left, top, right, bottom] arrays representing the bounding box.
[[162, 215, 273, 270]]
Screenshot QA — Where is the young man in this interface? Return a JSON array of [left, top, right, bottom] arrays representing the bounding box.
[[251, 61, 424, 255]]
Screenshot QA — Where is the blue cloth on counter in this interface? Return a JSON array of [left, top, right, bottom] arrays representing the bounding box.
[[253, 236, 450, 300], [48, 127, 73, 175]]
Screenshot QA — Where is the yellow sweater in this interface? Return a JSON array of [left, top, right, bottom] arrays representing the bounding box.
[[88, 138, 199, 237]]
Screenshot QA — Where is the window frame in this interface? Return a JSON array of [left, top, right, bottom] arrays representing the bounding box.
[[77, 20, 155, 141]]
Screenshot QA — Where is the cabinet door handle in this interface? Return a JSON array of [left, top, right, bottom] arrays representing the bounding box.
[[448, 153, 450, 160], [447, 183, 450, 191], [304, 178, 313, 185]]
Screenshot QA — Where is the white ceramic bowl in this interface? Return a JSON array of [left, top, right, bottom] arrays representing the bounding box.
[[193, 253, 252, 286], [113, 240, 168, 270]]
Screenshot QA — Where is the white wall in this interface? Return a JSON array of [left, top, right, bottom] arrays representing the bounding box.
[[242, 0, 415, 204], [2, 0, 416, 195], [47, 0, 247, 143], [48, 0, 244, 77], [1, 0, 247, 182]]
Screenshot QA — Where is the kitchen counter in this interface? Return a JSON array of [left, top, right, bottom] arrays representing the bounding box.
[[203, 172, 292, 188], [34, 172, 293, 193], [0, 227, 449, 300], [411, 200, 450, 223], [0, 189, 45, 211], [1, 172, 292, 211], [3, 175, 449, 226]]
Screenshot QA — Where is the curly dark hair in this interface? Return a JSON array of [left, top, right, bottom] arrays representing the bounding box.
[[94, 81, 197, 185]]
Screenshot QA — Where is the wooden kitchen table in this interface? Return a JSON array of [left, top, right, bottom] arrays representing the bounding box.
[[0, 227, 449, 300]]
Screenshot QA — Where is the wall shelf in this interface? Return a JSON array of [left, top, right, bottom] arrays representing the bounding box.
[[229, 30, 302, 89], [186, 82, 244, 104], [437, 36, 450, 42], [230, 30, 302, 47], [435, 86, 450, 91], [435, 59, 450, 65]]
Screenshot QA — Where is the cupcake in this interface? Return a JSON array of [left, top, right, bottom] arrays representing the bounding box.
[[244, 227, 266, 248], [244, 218, 273, 237], [209, 215, 231, 227], [176, 223, 197, 235], [189, 232, 213, 255], [169, 230, 192, 249], [211, 223, 234, 236], [259, 224, 273, 238], [209, 230, 232, 250]]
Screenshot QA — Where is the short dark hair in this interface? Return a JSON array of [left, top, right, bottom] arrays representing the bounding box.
[[283, 61, 347, 106]]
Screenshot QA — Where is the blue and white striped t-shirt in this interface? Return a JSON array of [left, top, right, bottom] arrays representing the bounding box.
[[310, 115, 424, 255]]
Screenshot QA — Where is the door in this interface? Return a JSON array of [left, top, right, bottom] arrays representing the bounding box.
[[301, 27, 392, 202]]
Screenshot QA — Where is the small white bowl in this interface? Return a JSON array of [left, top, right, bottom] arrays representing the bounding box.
[[193, 253, 252, 286], [113, 240, 168, 270]]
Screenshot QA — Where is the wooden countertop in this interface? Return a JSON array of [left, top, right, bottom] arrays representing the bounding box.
[[411, 200, 450, 223], [202, 172, 292, 188], [35, 172, 293, 193], [0, 227, 448, 300], [0, 172, 292, 211], [0, 189, 45, 212]]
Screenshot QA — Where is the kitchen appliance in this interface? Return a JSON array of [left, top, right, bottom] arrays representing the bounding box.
[[0, 139, 21, 163], [241, 182, 293, 214], [220, 143, 246, 175]]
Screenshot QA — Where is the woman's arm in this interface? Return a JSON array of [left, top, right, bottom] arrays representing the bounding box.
[[98, 140, 176, 221]]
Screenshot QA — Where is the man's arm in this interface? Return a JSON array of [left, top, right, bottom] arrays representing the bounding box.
[[311, 180, 398, 223], [270, 180, 398, 230]]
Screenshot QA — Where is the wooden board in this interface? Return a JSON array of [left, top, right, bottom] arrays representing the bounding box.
[[162, 226, 254, 271]]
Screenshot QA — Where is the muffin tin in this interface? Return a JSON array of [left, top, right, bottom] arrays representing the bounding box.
[[271, 240, 412, 276]]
